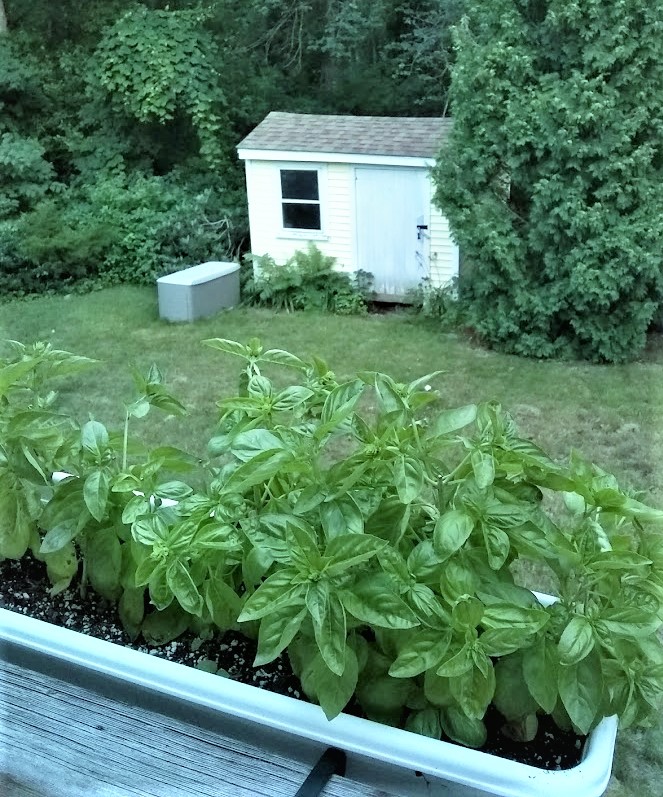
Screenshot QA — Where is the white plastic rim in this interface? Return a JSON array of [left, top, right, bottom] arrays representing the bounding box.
[[0, 607, 617, 797]]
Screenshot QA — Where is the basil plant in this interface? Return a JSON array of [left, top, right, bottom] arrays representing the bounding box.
[[2, 337, 663, 749]]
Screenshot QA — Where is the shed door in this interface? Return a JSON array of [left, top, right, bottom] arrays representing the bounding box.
[[354, 167, 429, 297]]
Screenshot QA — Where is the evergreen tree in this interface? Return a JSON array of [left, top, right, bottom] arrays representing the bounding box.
[[433, 0, 663, 362]]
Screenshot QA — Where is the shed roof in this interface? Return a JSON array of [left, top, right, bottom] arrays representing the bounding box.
[[237, 112, 452, 159]]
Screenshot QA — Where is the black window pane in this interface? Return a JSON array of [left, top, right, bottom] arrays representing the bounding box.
[[281, 170, 319, 200], [282, 203, 321, 229]]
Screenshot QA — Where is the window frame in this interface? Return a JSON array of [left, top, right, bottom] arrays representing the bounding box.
[[278, 165, 326, 239]]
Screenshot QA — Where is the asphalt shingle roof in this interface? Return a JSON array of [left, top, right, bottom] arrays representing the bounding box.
[[237, 112, 452, 159]]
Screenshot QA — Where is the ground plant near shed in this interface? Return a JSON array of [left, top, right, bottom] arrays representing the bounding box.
[[2, 337, 663, 754]]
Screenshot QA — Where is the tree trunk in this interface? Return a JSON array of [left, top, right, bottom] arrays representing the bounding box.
[[0, 0, 7, 35]]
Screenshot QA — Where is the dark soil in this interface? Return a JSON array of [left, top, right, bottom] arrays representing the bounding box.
[[1, 552, 586, 771]]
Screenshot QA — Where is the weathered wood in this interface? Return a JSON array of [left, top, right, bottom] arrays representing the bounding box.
[[0, 661, 396, 797]]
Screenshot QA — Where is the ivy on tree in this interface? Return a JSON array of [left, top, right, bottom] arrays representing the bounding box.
[[433, 0, 663, 363]]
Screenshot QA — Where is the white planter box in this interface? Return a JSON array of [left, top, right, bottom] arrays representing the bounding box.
[[0, 607, 617, 797]]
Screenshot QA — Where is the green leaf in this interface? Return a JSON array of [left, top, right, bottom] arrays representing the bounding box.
[[43, 542, 78, 586], [0, 492, 31, 559], [451, 596, 483, 630], [313, 592, 347, 676], [86, 529, 121, 600], [225, 449, 294, 492], [479, 628, 531, 657], [39, 522, 79, 554], [558, 650, 603, 734], [320, 379, 364, 427], [204, 578, 242, 629], [118, 587, 145, 640], [389, 628, 452, 677], [167, 560, 203, 616], [272, 385, 314, 411], [83, 470, 110, 523], [81, 420, 109, 461], [433, 509, 474, 559], [435, 404, 477, 436], [436, 643, 473, 677], [481, 604, 549, 635], [261, 348, 306, 369], [231, 429, 286, 461], [596, 607, 662, 639], [440, 706, 486, 748], [0, 359, 36, 399], [307, 647, 358, 720], [482, 523, 510, 570], [405, 708, 443, 739], [340, 575, 420, 629], [320, 497, 364, 540], [493, 654, 540, 721], [153, 481, 194, 501], [523, 638, 558, 713], [450, 661, 495, 720], [242, 545, 274, 588], [558, 616, 595, 666], [202, 338, 249, 358], [141, 603, 190, 646], [394, 456, 425, 504], [471, 450, 495, 490], [324, 533, 386, 575], [254, 604, 307, 666], [294, 485, 326, 515], [238, 570, 306, 621]]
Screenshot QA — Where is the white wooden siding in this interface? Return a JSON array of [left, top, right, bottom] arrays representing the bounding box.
[[427, 174, 459, 289], [242, 157, 459, 294], [243, 160, 353, 271]]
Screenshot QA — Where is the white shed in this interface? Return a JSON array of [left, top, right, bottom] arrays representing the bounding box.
[[236, 112, 458, 301]]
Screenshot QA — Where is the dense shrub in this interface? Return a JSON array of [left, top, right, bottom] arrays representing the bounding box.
[[0, 133, 57, 219], [244, 245, 372, 315], [406, 277, 463, 329], [0, 174, 247, 296], [433, 0, 663, 363]]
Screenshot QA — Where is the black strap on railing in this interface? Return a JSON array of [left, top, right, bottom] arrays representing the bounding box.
[[294, 747, 347, 797]]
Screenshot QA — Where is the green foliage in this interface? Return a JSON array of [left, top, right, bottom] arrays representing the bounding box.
[[0, 174, 247, 295], [0, 132, 56, 218], [4, 335, 663, 752], [406, 277, 463, 328], [92, 5, 230, 167], [433, 0, 663, 363], [244, 245, 372, 315]]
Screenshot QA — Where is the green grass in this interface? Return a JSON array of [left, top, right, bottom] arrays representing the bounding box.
[[3, 286, 661, 505], [2, 285, 663, 795]]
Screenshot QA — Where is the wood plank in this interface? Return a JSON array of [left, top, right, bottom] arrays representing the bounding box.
[[0, 661, 397, 797]]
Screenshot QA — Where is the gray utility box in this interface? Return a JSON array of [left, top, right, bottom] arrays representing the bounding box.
[[157, 261, 240, 322]]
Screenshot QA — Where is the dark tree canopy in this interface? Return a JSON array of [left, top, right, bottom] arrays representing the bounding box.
[[0, 1, 464, 296], [433, 0, 663, 362]]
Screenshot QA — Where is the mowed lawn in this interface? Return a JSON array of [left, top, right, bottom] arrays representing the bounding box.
[[2, 286, 661, 505], [2, 285, 663, 796]]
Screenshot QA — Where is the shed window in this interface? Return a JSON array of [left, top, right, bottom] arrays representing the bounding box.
[[280, 169, 321, 230]]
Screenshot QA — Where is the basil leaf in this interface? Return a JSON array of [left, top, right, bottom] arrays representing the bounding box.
[[435, 404, 477, 436], [434, 509, 474, 559], [389, 628, 452, 677], [238, 569, 305, 621], [558, 616, 595, 666], [341, 575, 420, 629], [394, 455, 425, 504], [254, 603, 307, 666], [167, 559, 203, 616], [87, 528, 121, 600], [83, 469, 110, 522], [558, 650, 603, 734]]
